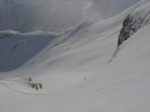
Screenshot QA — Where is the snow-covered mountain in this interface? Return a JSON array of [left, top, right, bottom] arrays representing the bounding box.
[[0, 0, 150, 112]]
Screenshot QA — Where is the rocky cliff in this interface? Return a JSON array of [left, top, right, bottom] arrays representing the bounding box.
[[118, 2, 150, 46]]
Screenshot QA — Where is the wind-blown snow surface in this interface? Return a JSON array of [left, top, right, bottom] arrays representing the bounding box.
[[0, 0, 150, 112]]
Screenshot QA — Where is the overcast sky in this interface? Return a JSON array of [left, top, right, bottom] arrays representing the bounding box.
[[15, 0, 140, 9], [0, 0, 141, 32], [15, 0, 140, 17]]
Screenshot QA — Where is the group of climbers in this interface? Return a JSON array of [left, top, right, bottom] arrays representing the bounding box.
[[28, 77, 43, 91]]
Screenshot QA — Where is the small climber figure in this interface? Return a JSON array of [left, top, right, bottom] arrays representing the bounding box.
[[28, 77, 32, 82], [31, 83, 35, 89], [84, 76, 86, 80], [35, 83, 39, 91], [39, 83, 43, 89]]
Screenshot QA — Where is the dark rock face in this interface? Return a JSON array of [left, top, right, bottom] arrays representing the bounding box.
[[117, 12, 150, 46], [118, 15, 132, 46]]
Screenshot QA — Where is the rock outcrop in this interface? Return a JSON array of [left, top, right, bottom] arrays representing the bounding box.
[[118, 5, 150, 46]]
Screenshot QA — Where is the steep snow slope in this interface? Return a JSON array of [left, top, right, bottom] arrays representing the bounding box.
[[18, 0, 145, 74], [0, 0, 150, 112]]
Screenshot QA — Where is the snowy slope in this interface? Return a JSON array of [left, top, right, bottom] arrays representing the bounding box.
[[0, 0, 150, 112]]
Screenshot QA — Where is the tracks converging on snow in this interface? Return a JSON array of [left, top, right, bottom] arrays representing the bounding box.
[[0, 80, 56, 95]]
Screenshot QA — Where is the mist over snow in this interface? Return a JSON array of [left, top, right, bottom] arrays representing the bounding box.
[[0, 0, 140, 32], [92, 0, 140, 18]]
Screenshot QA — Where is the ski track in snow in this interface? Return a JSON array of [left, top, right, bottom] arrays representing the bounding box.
[[0, 80, 56, 95]]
